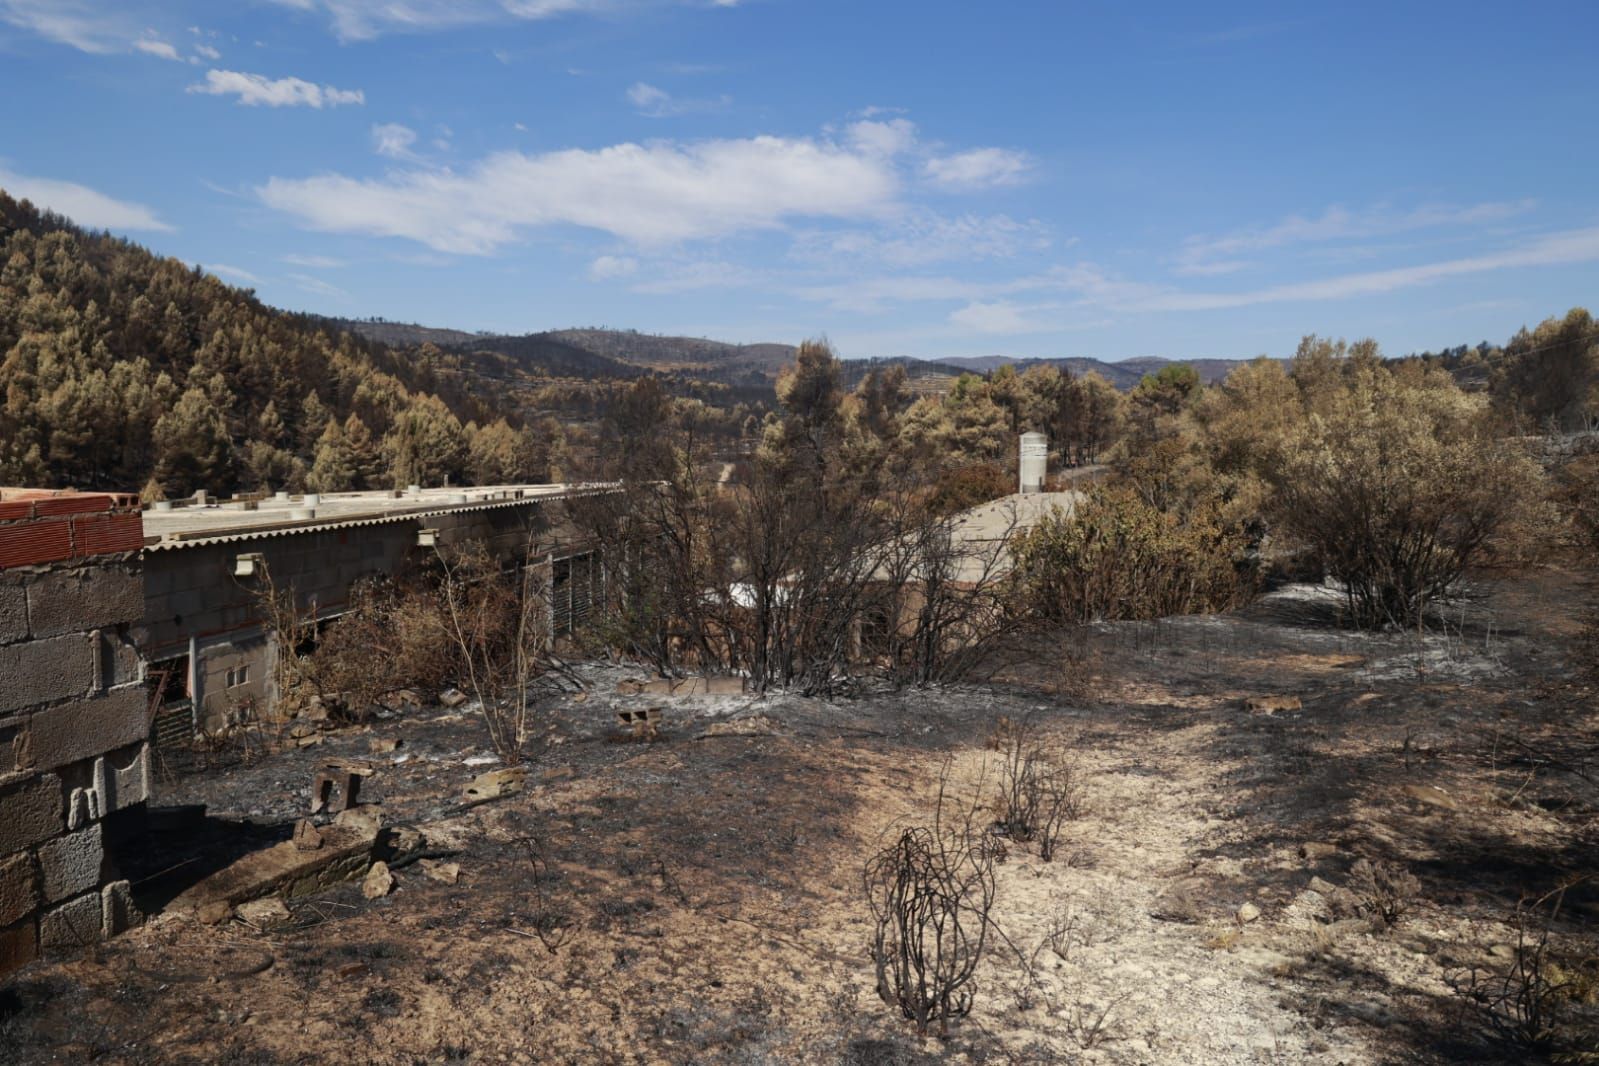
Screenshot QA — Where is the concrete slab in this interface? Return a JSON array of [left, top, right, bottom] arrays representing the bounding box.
[[166, 822, 380, 914]]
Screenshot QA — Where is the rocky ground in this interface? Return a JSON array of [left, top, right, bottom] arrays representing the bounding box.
[[1, 573, 1596, 1064]]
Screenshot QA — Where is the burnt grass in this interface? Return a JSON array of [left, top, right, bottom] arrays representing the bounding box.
[[3, 571, 1598, 1064]]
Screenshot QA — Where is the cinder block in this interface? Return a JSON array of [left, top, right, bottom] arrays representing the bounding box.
[[101, 879, 140, 937], [0, 773, 62, 855], [0, 582, 25, 644], [0, 917, 38, 977], [0, 715, 26, 776], [39, 891, 101, 952], [24, 565, 143, 638], [0, 633, 93, 714], [96, 743, 149, 815], [37, 824, 104, 904], [101, 629, 143, 688], [0, 850, 38, 927], [27, 687, 149, 772]]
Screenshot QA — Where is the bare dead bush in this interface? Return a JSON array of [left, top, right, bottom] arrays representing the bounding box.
[[1348, 858, 1421, 929], [1451, 884, 1599, 1058], [863, 773, 998, 1036], [992, 718, 1084, 862], [436, 539, 560, 765], [513, 834, 570, 955]]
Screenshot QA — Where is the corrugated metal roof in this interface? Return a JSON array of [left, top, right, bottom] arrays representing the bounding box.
[[142, 485, 620, 551]]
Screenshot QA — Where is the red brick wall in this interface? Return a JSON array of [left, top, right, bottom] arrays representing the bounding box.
[[0, 490, 143, 571]]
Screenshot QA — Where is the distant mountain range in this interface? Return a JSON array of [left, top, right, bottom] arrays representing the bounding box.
[[334, 319, 1268, 390]]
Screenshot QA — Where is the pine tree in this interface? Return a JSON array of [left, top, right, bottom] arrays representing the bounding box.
[[153, 386, 233, 496], [308, 418, 357, 493]]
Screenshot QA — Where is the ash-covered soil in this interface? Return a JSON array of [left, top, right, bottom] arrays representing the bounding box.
[[2, 574, 1596, 1064]]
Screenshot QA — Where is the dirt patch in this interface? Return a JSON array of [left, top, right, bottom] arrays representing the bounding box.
[[3, 577, 1596, 1063]]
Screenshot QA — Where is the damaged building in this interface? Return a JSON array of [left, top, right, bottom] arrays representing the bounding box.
[[0, 482, 613, 978]]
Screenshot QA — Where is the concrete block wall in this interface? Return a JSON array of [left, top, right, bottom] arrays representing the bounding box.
[[0, 489, 149, 979]]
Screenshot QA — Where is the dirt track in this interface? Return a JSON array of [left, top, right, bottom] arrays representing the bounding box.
[[1, 574, 1594, 1064]]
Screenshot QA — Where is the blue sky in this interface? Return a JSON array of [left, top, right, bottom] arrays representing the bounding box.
[[2, 1, 1596, 362]]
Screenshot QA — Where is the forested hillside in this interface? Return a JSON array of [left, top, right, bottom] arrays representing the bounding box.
[[0, 192, 556, 498]]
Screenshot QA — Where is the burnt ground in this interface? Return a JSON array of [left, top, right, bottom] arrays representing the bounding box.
[[2, 571, 1598, 1064]]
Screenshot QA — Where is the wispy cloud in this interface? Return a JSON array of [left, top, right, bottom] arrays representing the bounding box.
[[204, 263, 260, 283], [371, 122, 419, 159], [0, 166, 171, 231], [271, 0, 739, 42], [923, 147, 1032, 190], [188, 69, 364, 108], [281, 253, 347, 268], [587, 254, 637, 280], [791, 211, 1050, 268], [1141, 225, 1599, 311], [0, 1, 193, 60], [1175, 199, 1539, 275], [625, 81, 731, 117], [288, 272, 351, 300]]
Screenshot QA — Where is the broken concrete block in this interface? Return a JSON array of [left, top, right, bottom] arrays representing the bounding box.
[[293, 819, 324, 851], [368, 737, 402, 754], [0, 851, 39, 928], [196, 901, 233, 926], [704, 676, 747, 696], [101, 880, 141, 937], [0, 773, 63, 855], [95, 742, 150, 816], [420, 860, 459, 886], [40, 891, 102, 952], [1243, 694, 1302, 715], [615, 679, 646, 695], [362, 861, 394, 899], [1401, 784, 1458, 810], [38, 823, 105, 904], [439, 688, 469, 708], [236, 897, 292, 932], [463, 767, 525, 804], [333, 805, 383, 837]]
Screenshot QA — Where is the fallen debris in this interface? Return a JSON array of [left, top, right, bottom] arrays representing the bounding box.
[[292, 819, 324, 852], [420, 860, 460, 885], [362, 861, 395, 899], [462, 767, 525, 805], [236, 897, 293, 932], [439, 688, 469, 708]]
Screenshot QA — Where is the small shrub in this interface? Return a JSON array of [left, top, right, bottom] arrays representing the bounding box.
[[991, 718, 1084, 862], [1348, 858, 1421, 928]]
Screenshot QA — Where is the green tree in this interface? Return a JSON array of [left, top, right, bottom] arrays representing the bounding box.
[[153, 386, 233, 496]]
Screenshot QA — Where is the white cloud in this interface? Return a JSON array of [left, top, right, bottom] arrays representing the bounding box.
[[588, 254, 638, 280], [948, 300, 1058, 335], [625, 81, 731, 117], [133, 33, 180, 60], [372, 122, 418, 159], [188, 69, 364, 108], [1175, 199, 1539, 275], [847, 118, 917, 158], [194, 42, 220, 60], [629, 259, 755, 294], [923, 147, 1032, 190], [259, 131, 902, 253], [205, 263, 260, 283], [0, 167, 171, 231]]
